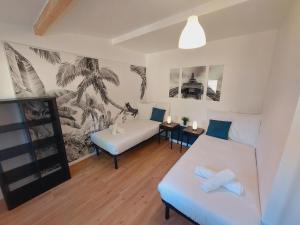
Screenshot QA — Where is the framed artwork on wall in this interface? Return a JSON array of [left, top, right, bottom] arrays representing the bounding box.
[[169, 68, 180, 98], [181, 66, 206, 100], [206, 65, 224, 101], [168, 65, 224, 102]]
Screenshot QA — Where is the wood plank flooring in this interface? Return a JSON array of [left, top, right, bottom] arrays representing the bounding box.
[[0, 139, 193, 225]]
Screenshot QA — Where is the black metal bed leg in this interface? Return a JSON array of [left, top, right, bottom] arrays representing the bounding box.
[[165, 204, 170, 220], [95, 147, 100, 156], [113, 155, 118, 169]]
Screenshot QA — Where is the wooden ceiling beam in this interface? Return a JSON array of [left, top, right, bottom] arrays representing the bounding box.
[[33, 0, 73, 35]]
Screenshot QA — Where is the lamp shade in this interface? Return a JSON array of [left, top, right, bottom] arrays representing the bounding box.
[[179, 15, 206, 49]]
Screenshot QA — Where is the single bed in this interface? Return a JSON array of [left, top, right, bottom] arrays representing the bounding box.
[[158, 134, 261, 225], [91, 119, 161, 169]]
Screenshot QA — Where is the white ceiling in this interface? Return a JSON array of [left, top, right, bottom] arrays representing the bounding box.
[[117, 0, 291, 53], [49, 0, 211, 38], [0, 0, 46, 26], [0, 0, 291, 53]]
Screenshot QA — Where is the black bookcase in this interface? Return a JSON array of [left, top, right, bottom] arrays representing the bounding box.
[[0, 97, 70, 210]]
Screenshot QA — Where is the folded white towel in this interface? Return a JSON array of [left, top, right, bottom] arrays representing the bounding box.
[[195, 166, 244, 196], [201, 169, 236, 193]]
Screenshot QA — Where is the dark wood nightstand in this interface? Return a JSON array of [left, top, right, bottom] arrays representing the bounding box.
[[159, 122, 180, 149], [180, 126, 205, 151]]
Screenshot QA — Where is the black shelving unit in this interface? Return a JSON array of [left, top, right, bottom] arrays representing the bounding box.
[[0, 97, 70, 210]]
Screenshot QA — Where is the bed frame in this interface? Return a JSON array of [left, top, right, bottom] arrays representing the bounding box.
[[162, 199, 200, 225], [92, 128, 167, 169]]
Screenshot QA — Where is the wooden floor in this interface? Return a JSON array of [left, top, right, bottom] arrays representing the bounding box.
[[0, 139, 193, 225]]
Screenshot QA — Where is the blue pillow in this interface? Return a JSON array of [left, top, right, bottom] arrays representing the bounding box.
[[150, 107, 166, 122], [206, 119, 232, 140]]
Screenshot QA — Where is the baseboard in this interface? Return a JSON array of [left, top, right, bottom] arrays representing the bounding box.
[[69, 152, 96, 176]]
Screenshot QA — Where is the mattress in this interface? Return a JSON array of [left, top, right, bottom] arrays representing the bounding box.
[[90, 119, 160, 155], [158, 135, 261, 225]]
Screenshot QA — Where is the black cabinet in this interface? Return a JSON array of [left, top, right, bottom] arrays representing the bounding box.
[[0, 97, 70, 209]]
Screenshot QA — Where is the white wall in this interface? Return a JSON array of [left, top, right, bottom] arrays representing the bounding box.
[[145, 30, 277, 126], [256, 0, 300, 216], [262, 96, 300, 225], [0, 22, 145, 99]]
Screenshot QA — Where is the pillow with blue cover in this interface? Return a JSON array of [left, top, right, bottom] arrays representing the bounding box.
[[150, 107, 166, 122], [206, 119, 232, 140]]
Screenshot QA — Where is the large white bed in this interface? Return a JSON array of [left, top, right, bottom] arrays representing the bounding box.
[[91, 119, 161, 168], [158, 134, 261, 225]]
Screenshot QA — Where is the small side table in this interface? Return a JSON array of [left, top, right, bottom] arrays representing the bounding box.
[[159, 122, 180, 149], [181, 126, 205, 151]]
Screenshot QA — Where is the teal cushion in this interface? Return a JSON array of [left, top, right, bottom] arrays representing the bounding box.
[[150, 107, 166, 122], [206, 119, 232, 140]]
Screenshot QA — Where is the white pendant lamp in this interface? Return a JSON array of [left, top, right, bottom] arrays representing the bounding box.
[[179, 15, 206, 49]]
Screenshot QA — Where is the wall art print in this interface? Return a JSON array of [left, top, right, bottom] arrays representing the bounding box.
[[169, 68, 180, 98], [169, 65, 224, 101], [3, 42, 146, 162], [181, 66, 206, 100], [206, 65, 224, 101]]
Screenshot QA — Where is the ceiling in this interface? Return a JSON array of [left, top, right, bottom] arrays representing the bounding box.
[[0, 0, 46, 26], [50, 0, 212, 38], [0, 0, 291, 53], [117, 0, 290, 53]]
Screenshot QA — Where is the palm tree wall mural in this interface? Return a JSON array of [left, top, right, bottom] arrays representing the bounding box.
[[3, 42, 146, 162]]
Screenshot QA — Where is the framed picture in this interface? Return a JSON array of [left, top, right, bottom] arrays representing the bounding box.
[[169, 68, 180, 98], [206, 65, 224, 101], [181, 66, 206, 100]]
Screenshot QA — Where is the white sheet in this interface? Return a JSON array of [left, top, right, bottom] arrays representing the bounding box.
[[158, 135, 261, 225], [90, 119, 160, 155]]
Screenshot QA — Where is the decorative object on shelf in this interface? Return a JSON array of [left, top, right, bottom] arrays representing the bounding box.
[[0, 97, 70, 209], [179, 15, 206, 49], [167, 116, 172, 124], [192, 121, 198, 130], [182, 117, 189, 126]]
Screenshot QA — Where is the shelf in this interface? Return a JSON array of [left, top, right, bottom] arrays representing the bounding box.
[[3, 162, 38, 185], [0, 122, 25, 133], [0, 97, 70, 210], [32, 136, 57, 149], [27, 118, 53, 127], [0, 118, 53, 134], [38, 154, 60, 171], [0, 143, 32, 161]]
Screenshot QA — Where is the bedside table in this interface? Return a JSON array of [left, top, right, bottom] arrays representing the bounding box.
[[159, 122, 180, 149], [180, 126, 205, 151]]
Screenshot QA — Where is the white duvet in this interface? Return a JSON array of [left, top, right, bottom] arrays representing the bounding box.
[[158, 135, 261, 225], [90, 119, 160, 155]]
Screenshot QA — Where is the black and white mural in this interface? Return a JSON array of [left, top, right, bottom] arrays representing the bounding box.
[[3, 42, 146, 162]]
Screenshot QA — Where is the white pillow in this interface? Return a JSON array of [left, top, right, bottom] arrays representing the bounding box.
[[229, 113, 261, 148], [137, 102, 155, 120]]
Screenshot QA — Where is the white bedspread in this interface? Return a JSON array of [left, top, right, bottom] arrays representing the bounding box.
[[158, 135, 261, 225], [90, 119, 160, 155]]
